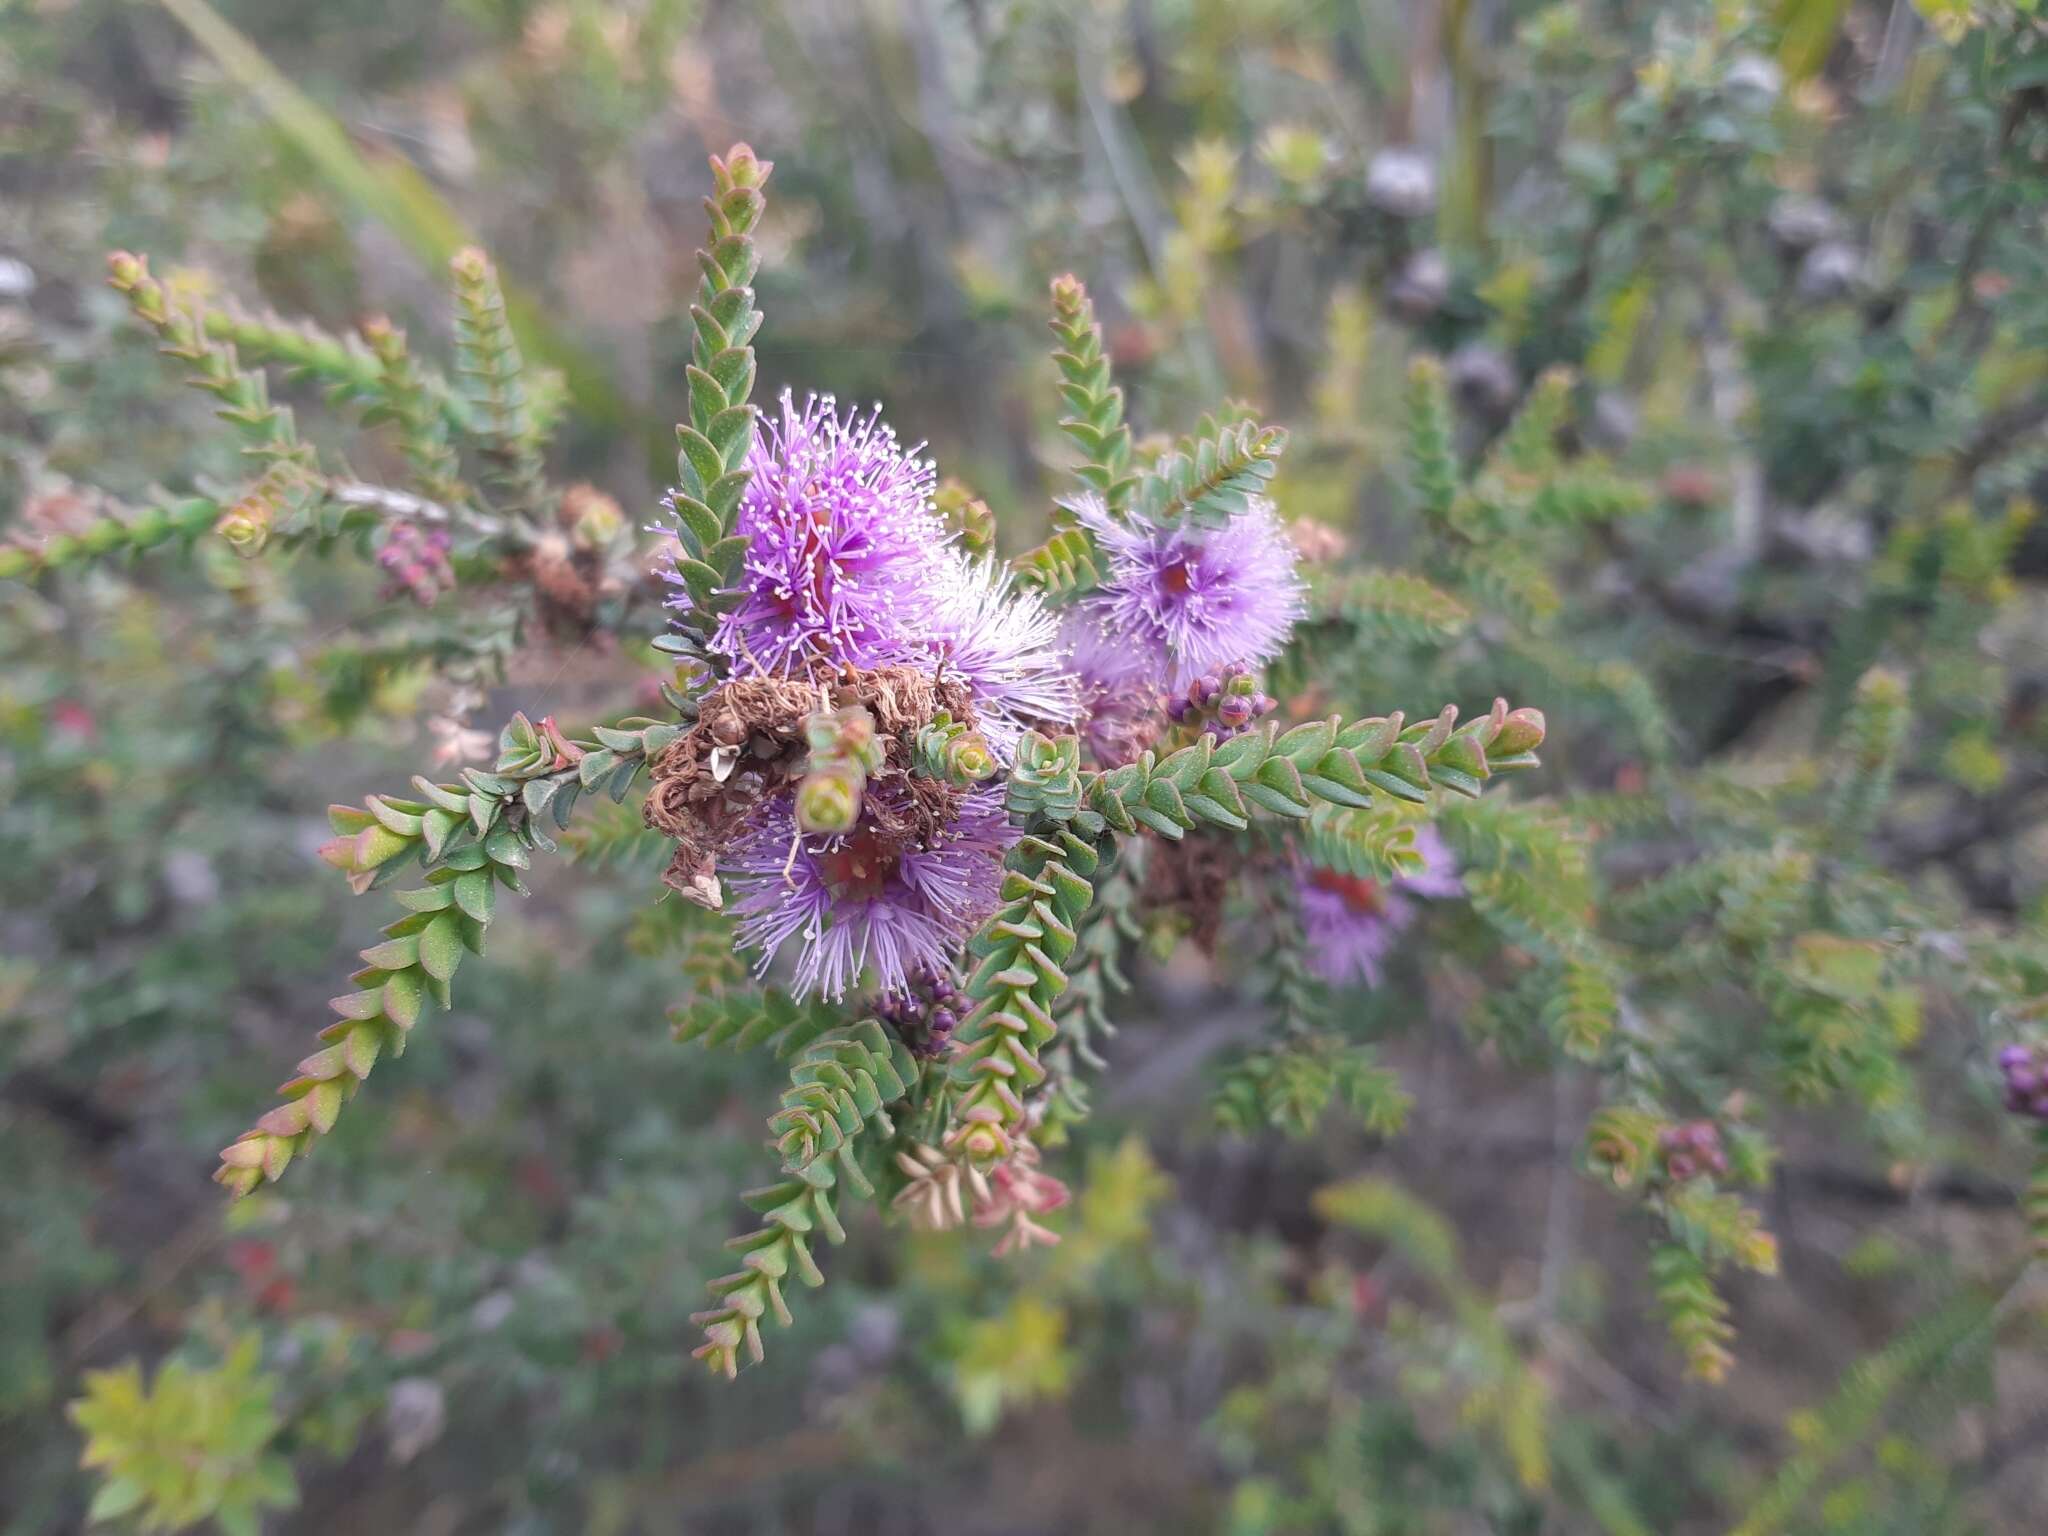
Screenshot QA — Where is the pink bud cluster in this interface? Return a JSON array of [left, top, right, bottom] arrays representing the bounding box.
[[1999, 1044, 2048, 1120], [1658, 1120, 1729, 1183], [1165, 663, 1278, 738], [377, 521, 454, 606], [876, 961, 966, 1058]]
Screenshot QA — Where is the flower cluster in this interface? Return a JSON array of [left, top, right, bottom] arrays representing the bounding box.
[[656, 389, 1334, 1008], [1165, 662, 1279, 738], [672, 393, 1079, 757], [376, 521, 454, 606], [1999, 1044, 2048, 1121], [1295, 827, 1463, 987], [875, 961, 967, 1058], [661, 391, 1081, 999], [1658, 1120, 1729, 1183]]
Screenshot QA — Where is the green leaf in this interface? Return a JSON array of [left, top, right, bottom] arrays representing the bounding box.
[[417, 911, 463, 982], [452, 869, 495, 923]]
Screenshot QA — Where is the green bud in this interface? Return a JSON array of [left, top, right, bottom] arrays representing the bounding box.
[[214, 497, 273, 558], [1492, 707, 1546, 757], [947, 733, 997, 784], [804, 705, 883, 773], [104, 250, 145, 290], [448, 246, 491, 285], [796, 767, 863, 834], [564, 484, 626, 551]]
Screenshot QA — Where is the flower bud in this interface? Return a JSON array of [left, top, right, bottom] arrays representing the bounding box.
[[1492, 707, 1547, 756], [796, 766, 863, 834], [106, 251, 147, 290], [946, 733, 997, 784], [957, 1122, 1004, 1161], [562, 483, 626, 551], [1216, 692, 1254, 728], [214, 501, 272, 558]]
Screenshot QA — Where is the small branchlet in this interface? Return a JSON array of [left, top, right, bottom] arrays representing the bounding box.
[[941, 704, 1546, 1160], [107, 252, 309, 462], [1652, 1244, 1738, 1384], [1826, 667, 1909, 857], [448, 247, 552, 524], [358, 313, 471, 510], [1010, 526, 1100, 601], [690, 1015, 915, 1382], [672, 988, 842, 1058], [218, 713, 679, 1195], [106, 251, 331, 550], [318, 712, 679, 893], [1405, 356, 1462, 530], [1313, 565, 1472, 644], [1048, 274, 1137, 514], [1011, 276, 1138, 601], [933, 478, 997, 556], [214, 844, 514, 1196], [0, 493, 219, 581], [664, 143, 772, 659], [1130, 417, 1289, 530]]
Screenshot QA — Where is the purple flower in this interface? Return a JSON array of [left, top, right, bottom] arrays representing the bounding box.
[[726, 784, 1016, 1000], [667, 388, 1080, 995], [1296, 826, 1461, 987], [661, 391, 1079, 763], [914, 555, 1080, 762], [666, 390, 946, 673], [1059, 609, 1163, 766], [1999, 1042, 2048, 1120], [1070, 493, 1305, 691]]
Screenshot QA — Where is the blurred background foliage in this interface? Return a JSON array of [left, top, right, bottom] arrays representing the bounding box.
[[5, 0, 2048, 1531]]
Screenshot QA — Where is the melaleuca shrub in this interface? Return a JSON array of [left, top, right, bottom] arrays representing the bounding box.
[[85, 144, 1541, 1380], [11, 2, 2048, 1530]]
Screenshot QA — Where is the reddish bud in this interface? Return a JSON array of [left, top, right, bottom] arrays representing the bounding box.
[[1492, 706, 1547, 756]]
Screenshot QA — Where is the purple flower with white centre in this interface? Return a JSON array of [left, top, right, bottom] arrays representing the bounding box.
[[914, 555, 1080, 762], [725, 784, 1016, 1000], [665, 389, 946, 674], [1070, 492, 1306, 692], [1295, 826, 1461, 988]]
